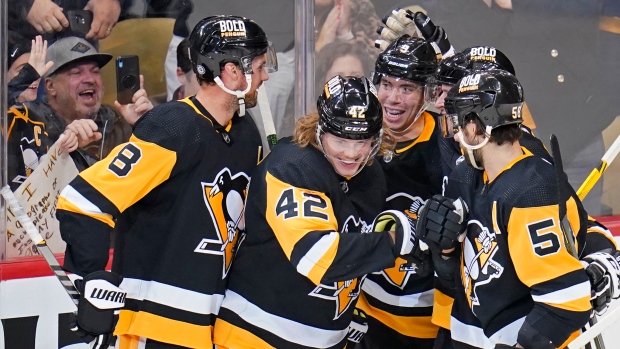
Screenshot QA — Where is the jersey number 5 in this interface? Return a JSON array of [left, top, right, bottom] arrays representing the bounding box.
[[527, 218, 561, 257], [276, 188, 329, 220]]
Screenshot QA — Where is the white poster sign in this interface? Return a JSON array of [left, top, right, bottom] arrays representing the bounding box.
[[5, 139, 79, 258]]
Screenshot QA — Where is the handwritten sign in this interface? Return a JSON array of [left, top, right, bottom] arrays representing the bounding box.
[[5, 139, 79, 259]]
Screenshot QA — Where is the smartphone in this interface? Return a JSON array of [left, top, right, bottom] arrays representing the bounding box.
[[116, 55, 140, 105], [63, 10, 93, 35]]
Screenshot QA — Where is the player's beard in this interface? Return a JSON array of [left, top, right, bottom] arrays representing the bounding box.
[[465, 148, 484, 169], [244, 90, 258, 109]]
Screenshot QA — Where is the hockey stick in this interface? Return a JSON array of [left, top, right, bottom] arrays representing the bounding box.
[[568, 305, 620, 349], [0, 185, 79, 307], [257, 85, 278, 151], [550, 135, 578, 256], [550, 135, 605, 349], [576, 134, 620, 201]]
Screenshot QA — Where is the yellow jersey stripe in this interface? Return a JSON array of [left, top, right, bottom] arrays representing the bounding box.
[[357, 293, 438, 338], [81, 135, 176, 213], [432, 289, 453, 329], [116, 310, 213, 349]]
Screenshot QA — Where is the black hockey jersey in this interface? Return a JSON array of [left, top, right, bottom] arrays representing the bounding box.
[[446, 150, 592, 348], [357, 112, 460, 346], [213, 139, 394, 349], [57, 96, 262, 349]]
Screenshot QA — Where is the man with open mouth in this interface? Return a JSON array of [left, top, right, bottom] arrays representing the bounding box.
[[7, 36, 152, 191]]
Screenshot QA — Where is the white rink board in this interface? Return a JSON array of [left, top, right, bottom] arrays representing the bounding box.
[[1, 239, 620, 348]]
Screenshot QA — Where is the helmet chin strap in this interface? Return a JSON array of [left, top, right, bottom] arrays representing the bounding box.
[[455, 125, 492, 170], [388, 90, 434, 137], [316, 127, 383, 179], [388, 102, 428, 136], [215, 74, 252, 116]]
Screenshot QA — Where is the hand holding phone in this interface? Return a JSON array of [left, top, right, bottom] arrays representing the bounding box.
[[116, 55, 140, 105], [63, 10, 93, 36]]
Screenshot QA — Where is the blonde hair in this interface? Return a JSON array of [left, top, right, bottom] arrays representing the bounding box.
[[292, 111, 396, 165]]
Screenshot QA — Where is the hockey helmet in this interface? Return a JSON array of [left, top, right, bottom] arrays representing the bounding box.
[[317, 75, 383, 140], [436, 46, 515, 86], [444, 70, 524, 137], [188, 15, 277, 83], [371, 35, 439, 86]]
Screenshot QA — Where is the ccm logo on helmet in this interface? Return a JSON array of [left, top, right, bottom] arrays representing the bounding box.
[[344, 126, 368, 132], [470, 47, 497, 62], [219, 20, 246, 37], [458, 74, 481, 93]]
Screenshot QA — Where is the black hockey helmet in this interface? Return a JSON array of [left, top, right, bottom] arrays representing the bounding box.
[[317, 75, 383, 140], [8, 31, 32, 69], [444, 70, 523, 135], [436, 46, 515, 85], [188, 15, 277, 83], [371, 35, 439, 85]]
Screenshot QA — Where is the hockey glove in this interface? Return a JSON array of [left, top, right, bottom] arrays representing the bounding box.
[[70, 270, 126, 348], [410, 12, 455, 57], [345, 308, 369, 347], [581, 251, 620, 316], [372, 210, 420, 259], [494, 344, 522, 348], [376, 8, 418, 45], [416, 195, 467, 253]]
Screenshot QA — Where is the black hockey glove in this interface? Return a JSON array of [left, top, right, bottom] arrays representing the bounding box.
[[416, 195, 467, 253], [410, 12, 455, 57], [70, 270, 126, 349], [372, 210, 421, 259], [581, 251, 620, 316], [375, 8, 418, 50], [494, 344, 521, 348], [345, 308, 369, 347]]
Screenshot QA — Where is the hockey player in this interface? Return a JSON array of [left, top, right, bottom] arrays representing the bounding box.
[[432, 45, 620, 349], [416, 70, 614, 349], [56, 15, 276, 349], [352, 34, 462, 349], [213, 75, 424, 349]]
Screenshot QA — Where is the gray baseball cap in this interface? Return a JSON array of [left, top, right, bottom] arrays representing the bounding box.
[[45, 37, 113, 77]]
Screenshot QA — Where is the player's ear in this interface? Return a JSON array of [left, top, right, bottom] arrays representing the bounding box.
[[223, 63, 239, 79], [176, 67, 187, 84]]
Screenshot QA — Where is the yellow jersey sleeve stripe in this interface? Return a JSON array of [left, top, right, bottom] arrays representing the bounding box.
[[508, 205, 584, 286], [80, 135, 177, 213], [298, 232, 341, 285], [116, 310, 213, 349], [265, 172, 338, 259], [57, 186, 115, 227], [531, 280, 591, 311]]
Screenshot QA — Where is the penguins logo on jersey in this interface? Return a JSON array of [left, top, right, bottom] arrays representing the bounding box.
[[342, 215, 372, 234], [310, 276, 366, 320], [194, 168, 250, 279], [376, 193, 426, 289], [461, 220, 504, 310]]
